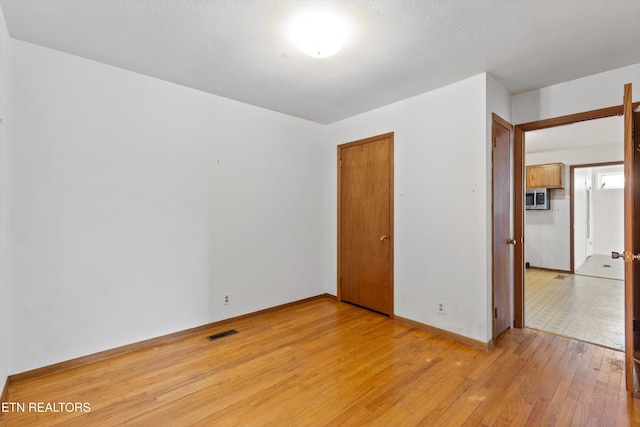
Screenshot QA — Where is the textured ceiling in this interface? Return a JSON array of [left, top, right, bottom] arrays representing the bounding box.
[[1, 0, 639, 124]]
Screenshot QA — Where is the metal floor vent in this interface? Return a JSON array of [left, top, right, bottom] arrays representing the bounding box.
[[207, 329, 238, 341]]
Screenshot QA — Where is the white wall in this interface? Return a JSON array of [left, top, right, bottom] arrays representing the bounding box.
[[0, 5, 10, 393], [592, 165, 624, 255], [324, 73, 507, 344], [573, 168, 590, 269], [8, 40, 326, 374], [513, 63, 640, 125], [525, 144, 622, 270], [524, 193, 570, 271]]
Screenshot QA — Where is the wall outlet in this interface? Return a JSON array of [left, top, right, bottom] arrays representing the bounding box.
[[437, 300, 446, 315], [224, 293, 230, 305]]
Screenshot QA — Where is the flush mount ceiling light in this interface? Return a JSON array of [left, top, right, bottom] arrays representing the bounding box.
[[289, 10, 349, 58]]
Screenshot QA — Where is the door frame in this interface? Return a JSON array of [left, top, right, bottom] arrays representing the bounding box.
[[337, 132, 395, 317], [569, 161, 624, 274], [514, 103, 640, 328]]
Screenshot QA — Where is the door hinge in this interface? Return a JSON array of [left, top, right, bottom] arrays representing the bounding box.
[[494, 307, 498, 318], [339, 159, 343, 168], [493, 137, 497, 148]]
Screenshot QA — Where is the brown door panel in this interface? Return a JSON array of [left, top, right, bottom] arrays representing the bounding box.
[[492, 115, 514, 339], [338, 134, 393, 315]]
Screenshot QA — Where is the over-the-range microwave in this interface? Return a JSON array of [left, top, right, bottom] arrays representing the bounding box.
[[525, 189, 550, 210]]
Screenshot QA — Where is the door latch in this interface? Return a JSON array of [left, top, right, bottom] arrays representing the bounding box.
[[611, 251, 640, 262]]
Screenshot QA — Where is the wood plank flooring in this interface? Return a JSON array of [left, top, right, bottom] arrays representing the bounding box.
[[1, 298, 639, 426]]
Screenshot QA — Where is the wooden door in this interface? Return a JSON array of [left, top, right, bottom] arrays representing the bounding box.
[[492, 114, 514, 339], [622, 83, 640, 392], [338, 133, 393, 316]]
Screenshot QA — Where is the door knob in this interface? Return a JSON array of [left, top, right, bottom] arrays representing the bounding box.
[[612, 251, 640, 262], [380, 235, 390, 241], [506, 239, 517, 245]]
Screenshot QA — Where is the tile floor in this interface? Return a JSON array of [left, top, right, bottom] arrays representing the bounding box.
[[525, 267, 624, 351], [575, 253, 624, 281]]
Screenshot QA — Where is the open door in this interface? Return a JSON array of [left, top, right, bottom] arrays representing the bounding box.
[[617, 83, 640, 392]]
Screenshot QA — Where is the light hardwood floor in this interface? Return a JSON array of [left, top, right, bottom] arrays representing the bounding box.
[[2, 298, 639, 426]]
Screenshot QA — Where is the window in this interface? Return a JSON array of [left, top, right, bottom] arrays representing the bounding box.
[[598, 172, 624, 190]]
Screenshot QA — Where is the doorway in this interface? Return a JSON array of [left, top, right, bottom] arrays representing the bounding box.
[[515, 89, 640, 392], [519, 116, 625, 350], [337, 133, 394, 316], [514, 106, 633, 329], [573, 163, 624, 281]]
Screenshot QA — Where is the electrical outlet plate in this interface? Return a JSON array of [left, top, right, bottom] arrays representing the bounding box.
[[437, 300, 446, 315], [224, 294, 230, 305]]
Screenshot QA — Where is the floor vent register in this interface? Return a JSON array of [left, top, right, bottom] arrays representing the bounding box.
[[207, 329, 238, 341]]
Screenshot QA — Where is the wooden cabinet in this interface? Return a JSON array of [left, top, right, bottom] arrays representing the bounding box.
[[526, 163, 564, 189]]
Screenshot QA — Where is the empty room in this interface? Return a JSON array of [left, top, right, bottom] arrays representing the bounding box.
[[1, 1, 640, 425]]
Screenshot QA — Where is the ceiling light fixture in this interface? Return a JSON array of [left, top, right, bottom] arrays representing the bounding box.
[[289, 10, 349, 58]]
